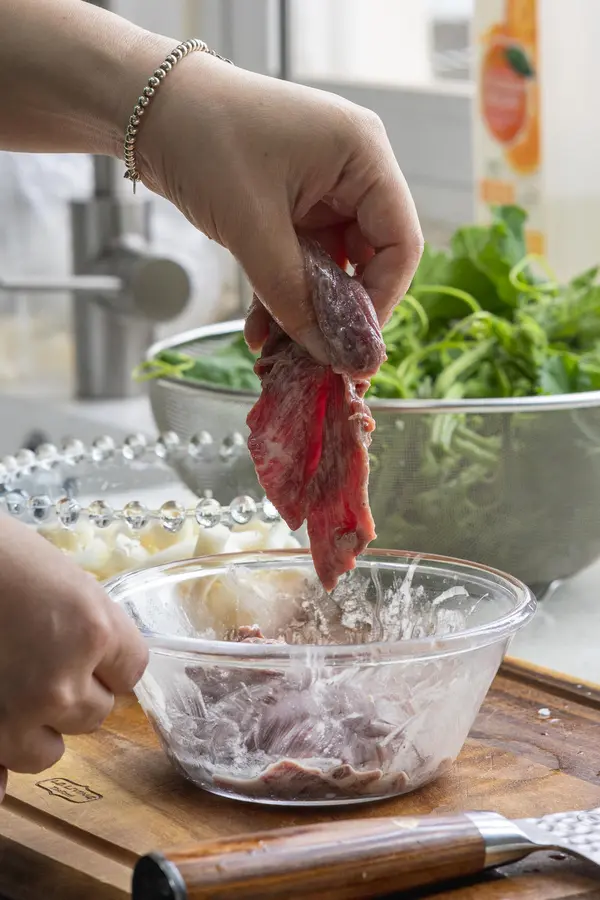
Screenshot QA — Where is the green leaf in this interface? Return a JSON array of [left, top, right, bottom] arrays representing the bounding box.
[[491, 205, 528, 255], [411, 252, 502, 321], [531, 284, 600, 347], [417, 259, 497, 317], [451, 228, 517, 308], [569, 266, 599, 291], [150, 348, 260, 391], [434, 340, 496, 398], [579, 358, 600, 391], [410, 243, 450, 286], [504, 45, 535, 78], [538, 354, 581, 395]]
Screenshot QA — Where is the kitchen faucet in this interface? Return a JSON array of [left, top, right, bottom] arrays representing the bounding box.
[[0, 0, 192, 401], [0, 152, 192, 401]]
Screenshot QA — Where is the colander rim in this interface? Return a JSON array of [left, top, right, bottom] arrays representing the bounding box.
[[147, 322, 600, 415]]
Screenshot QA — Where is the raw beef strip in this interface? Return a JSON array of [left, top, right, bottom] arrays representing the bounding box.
[[183, 622, 450, 803], [306, 369, 376, 592], [247, 329, 329, 531], [246, 240, 385, 591]]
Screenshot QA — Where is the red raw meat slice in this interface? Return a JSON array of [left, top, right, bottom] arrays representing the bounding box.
[[306, 372, 376, 591], [247, 330, 329, 531], [246, 241, 385, 591]]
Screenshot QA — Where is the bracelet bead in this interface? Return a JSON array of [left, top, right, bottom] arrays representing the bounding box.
[[123, 39, 233, 193]]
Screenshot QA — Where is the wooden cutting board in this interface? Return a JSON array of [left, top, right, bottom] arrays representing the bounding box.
[[1, 659, 600, 900]]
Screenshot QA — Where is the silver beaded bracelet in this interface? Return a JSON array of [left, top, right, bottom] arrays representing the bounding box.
[[123, 39, 233, 193]]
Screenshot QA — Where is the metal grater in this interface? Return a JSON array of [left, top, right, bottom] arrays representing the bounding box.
[[515, 807, 600, 863]]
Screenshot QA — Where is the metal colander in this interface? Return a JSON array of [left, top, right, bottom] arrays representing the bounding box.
[[146, 321, 600, 597]]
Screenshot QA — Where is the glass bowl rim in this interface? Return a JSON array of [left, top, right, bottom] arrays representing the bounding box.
[[105, 548, 536, 664]]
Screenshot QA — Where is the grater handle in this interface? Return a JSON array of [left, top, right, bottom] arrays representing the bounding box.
[[132, 814, 490, 899]]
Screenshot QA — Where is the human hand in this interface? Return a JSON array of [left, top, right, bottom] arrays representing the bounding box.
[[135, 54, 423, 363], [0, 517, 147, 788]]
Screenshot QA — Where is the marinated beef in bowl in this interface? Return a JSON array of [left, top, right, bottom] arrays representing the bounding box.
[[107, 549, 536, 806]]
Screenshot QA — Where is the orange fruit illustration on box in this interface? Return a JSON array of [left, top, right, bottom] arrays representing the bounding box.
[[480, 0, 538, 172], [480, 40, 533, 144]]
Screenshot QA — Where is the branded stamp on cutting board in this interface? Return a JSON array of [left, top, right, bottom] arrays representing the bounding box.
[[2, 659, 600, 900], [35, 779, 103, 804]]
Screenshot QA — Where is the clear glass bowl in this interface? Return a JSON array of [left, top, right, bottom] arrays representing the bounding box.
[[106, 549, 536, 807], [0, 432, 300, 581]]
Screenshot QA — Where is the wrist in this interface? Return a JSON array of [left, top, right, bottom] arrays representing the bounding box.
[[121, 40, 233, 193], [126, 48, 229, 198], [103, 30, 178, 160]]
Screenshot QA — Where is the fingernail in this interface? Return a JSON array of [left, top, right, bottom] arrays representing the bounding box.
[[297, 326, 330, 366]]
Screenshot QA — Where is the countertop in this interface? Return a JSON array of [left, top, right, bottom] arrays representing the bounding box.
[[510, 557, 600, 685]]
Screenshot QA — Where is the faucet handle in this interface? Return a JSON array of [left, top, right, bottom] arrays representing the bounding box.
[[127, 256, 191, 323], [92, 240, 192, 323], [0, 256, 192, 325]]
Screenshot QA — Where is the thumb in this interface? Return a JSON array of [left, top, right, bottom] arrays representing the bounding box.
[[232, 210, 329, 365]]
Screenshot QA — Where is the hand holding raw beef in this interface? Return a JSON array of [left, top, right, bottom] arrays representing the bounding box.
[[247, 241, 386, 591]]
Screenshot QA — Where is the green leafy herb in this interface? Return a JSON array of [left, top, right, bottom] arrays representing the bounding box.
[[141, 206, 600, 403], [134, 334, 260, 392]]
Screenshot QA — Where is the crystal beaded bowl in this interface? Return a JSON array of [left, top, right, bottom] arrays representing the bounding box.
[[0, 431, 301, 581], [106, 549, 536, 807]]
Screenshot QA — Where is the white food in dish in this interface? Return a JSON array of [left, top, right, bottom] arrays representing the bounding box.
[[38, 516, 301, 581]]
